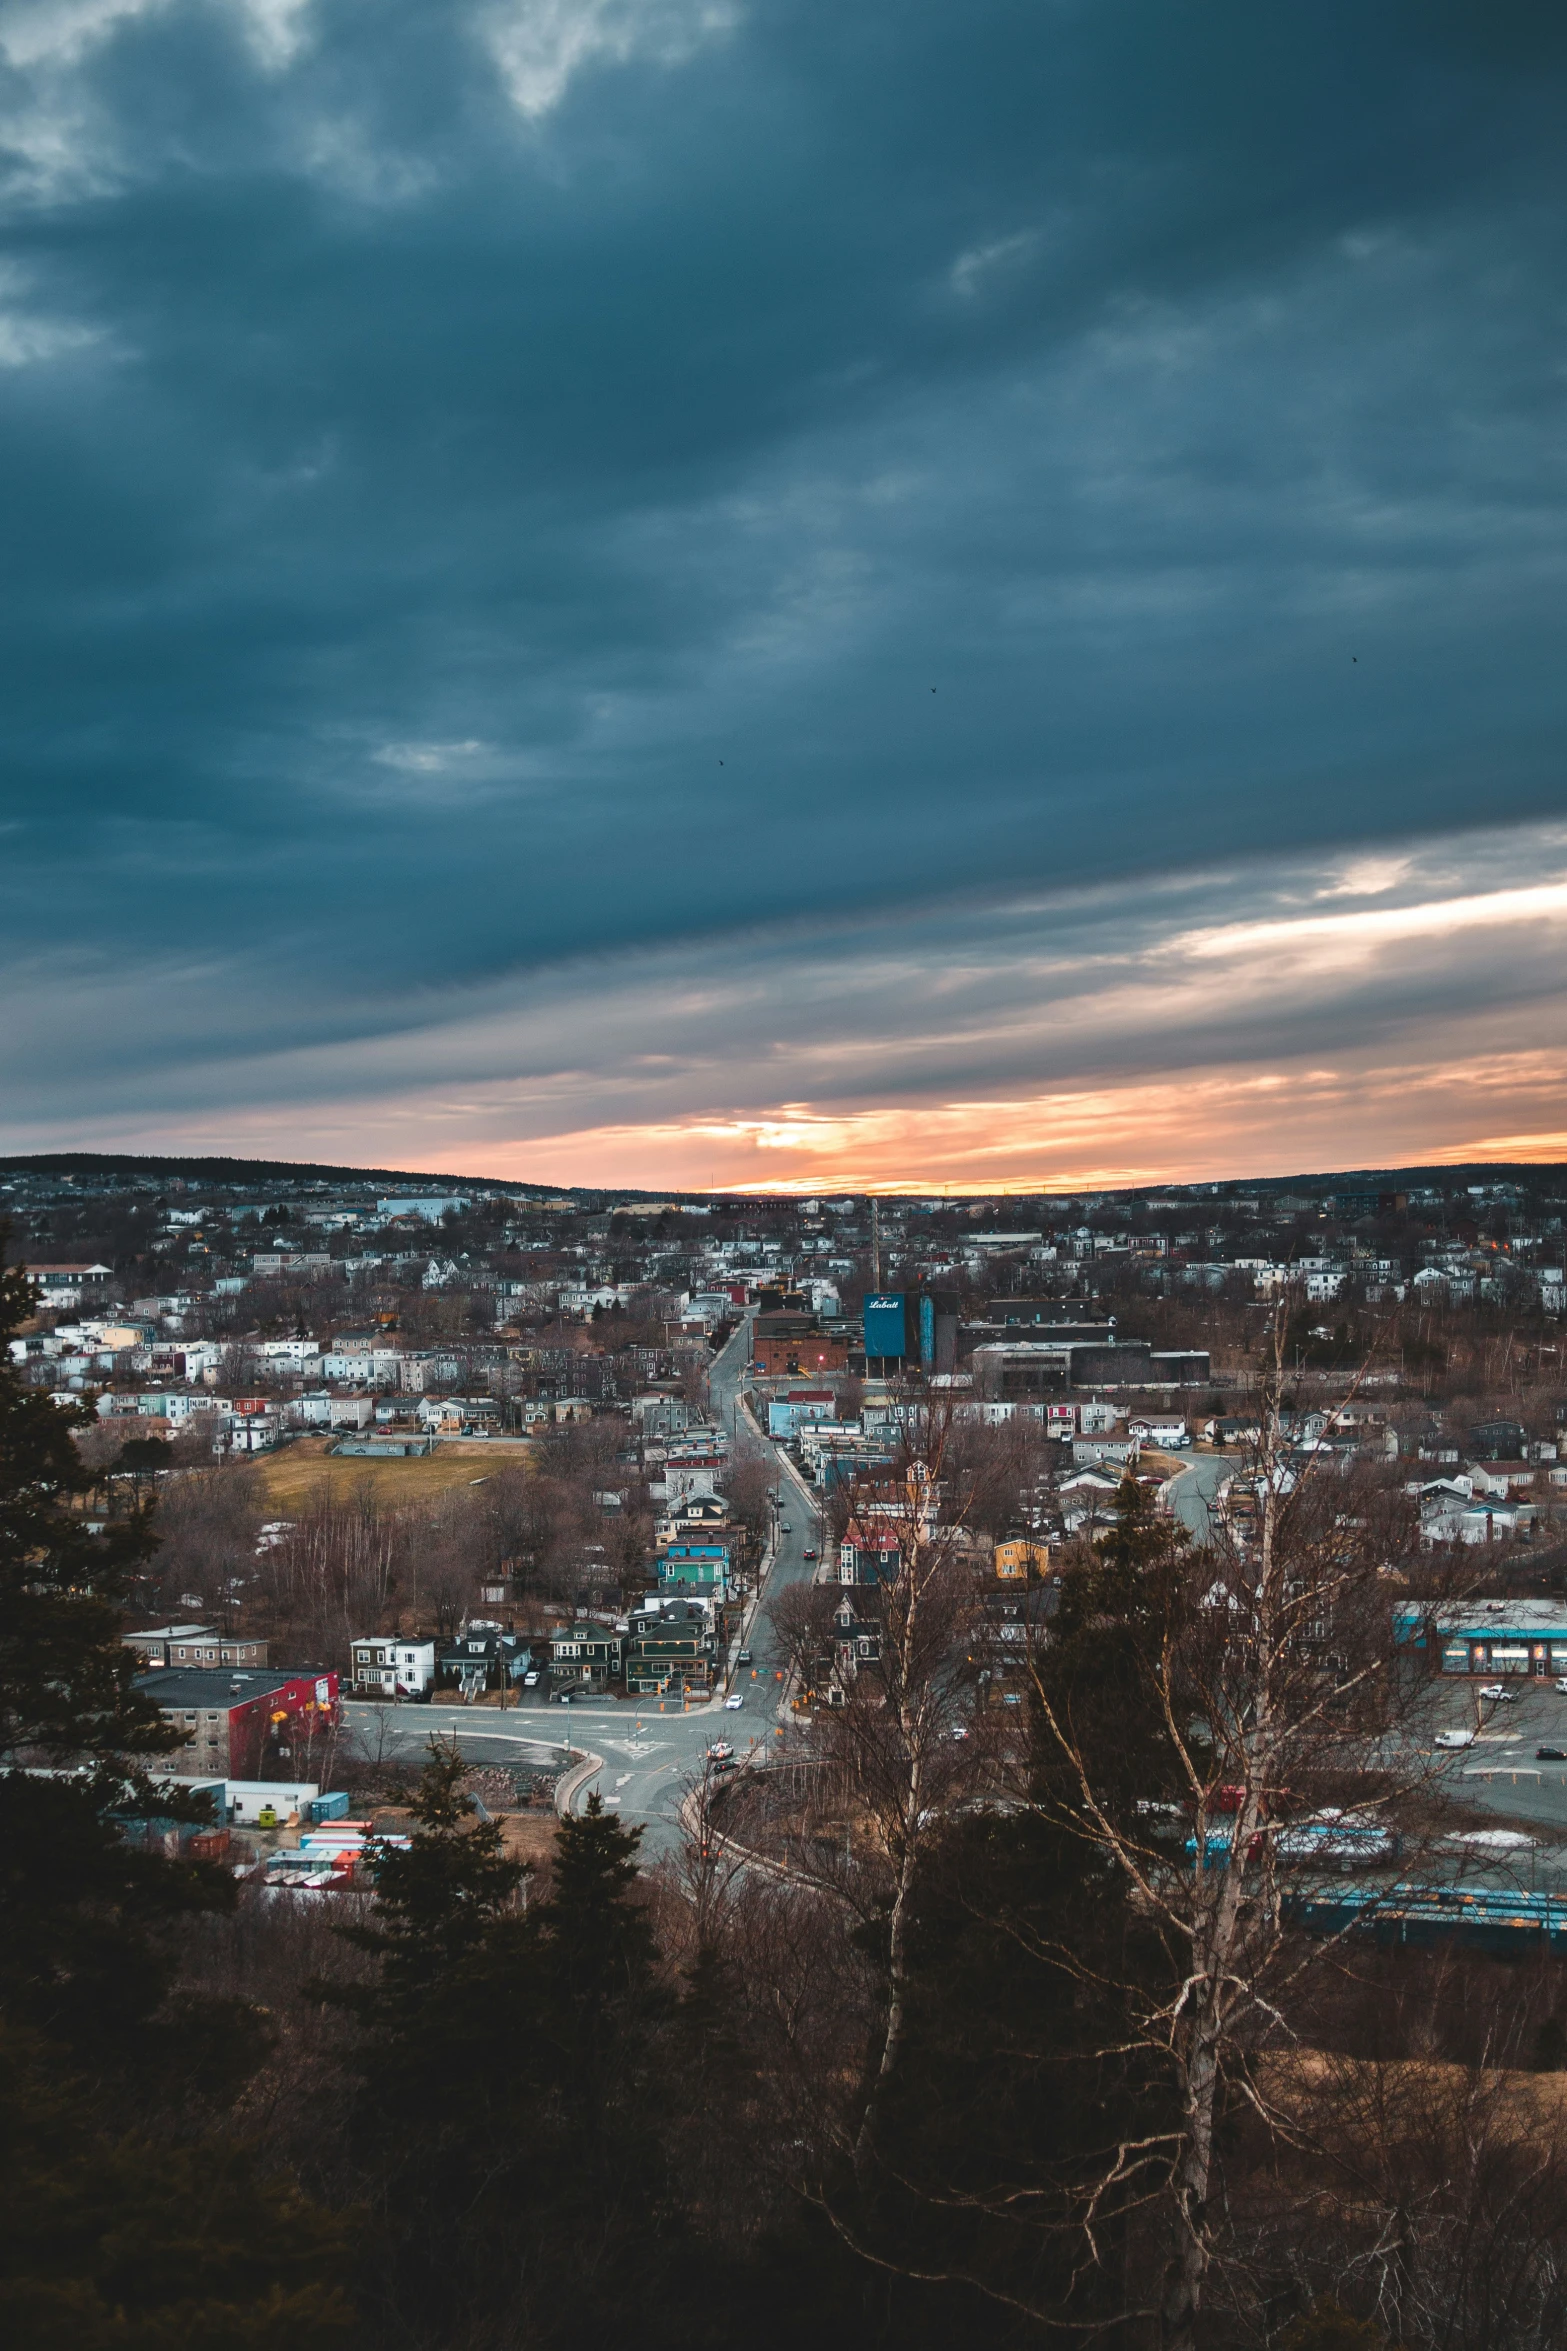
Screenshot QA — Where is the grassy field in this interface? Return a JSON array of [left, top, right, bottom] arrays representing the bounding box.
[[256, 1437, 533, 1512]]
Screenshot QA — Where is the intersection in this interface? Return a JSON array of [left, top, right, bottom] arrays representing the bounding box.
[[341, 1313, 824, 1861]]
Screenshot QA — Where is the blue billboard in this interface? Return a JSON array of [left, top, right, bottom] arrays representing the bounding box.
[[863, 1292, 909, 1360]]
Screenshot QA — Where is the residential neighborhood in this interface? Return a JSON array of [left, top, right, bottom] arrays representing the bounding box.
[[10, 1156, 1567, 1766]]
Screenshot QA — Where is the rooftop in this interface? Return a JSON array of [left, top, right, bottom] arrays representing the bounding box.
[[1397, 1600, 1567, 1637], [135, 1666, 328, 1706]]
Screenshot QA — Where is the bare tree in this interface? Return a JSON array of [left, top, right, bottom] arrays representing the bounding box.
[[807, 1394, 987, 2180], [255, 1485, 401, 1658], [1021, 1299, 1449, 2347], [147, 1457, 265, 1611], [1236, 2019, 1567, 2350], [764, 1579, 838, 1695]]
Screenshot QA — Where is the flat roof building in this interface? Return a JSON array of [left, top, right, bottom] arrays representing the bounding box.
[[135, 1666, 338, 1778], [1395, 1599, 1567, 1677]]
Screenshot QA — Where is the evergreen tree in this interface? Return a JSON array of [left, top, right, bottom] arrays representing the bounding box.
[[0, 2026, 356, 2350], [0, 1233, 174, 1771], [791, 1478, 1188, 2344], [0, 1227, 360, 2341], [341, 1738, 526, 2000], [547, 1791, 655, 2063], [0, 1224, 234, 2063], [338, 1762, 683, 2345]]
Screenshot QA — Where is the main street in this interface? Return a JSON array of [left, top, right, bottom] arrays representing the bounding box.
[[342, 1312, 825, 1862]]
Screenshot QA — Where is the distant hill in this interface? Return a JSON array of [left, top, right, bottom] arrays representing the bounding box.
[[1, 1150, 1564, 1203], [0, 1152, 584, 1194]]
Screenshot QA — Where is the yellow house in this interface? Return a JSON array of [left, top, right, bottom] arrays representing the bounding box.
[[994, 1538, 1050, 1581]]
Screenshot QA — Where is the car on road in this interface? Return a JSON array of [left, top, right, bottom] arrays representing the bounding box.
[[737, 1647, 753, 1664], [1434, 1729, 1476, 1749], [780, 1521, 792, 1533], [1478, 1683, 1519, 1702], [724, 1693, 745, 1710], [803, 1547, 818, 1561], [1539, 1746, 1567, 1761], [706, 1740, 735, 1762]]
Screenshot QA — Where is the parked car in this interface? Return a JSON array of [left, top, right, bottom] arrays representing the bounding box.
[[1556, 1677, 1567, 1696], [780, 1521, 793, 1533], [523, 1669, 539, 1687], [737, 1647, 753, 1665]]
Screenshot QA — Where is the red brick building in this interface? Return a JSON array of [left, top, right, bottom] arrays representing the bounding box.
[[752, 1312, 850, 1376]]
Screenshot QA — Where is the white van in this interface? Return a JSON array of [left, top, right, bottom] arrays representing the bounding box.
[[1434, 1729, 1476, 1750]]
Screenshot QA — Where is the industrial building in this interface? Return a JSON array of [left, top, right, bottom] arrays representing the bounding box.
[[970, 1337, 1210, 1398]]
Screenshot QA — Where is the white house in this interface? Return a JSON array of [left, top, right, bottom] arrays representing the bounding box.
[[25, 1261, 112, 1309], [664, 1457, 725, 1503], [329, 1393, 376, 1429], [349, 1637, 436, 1697], [223, 1412, 280, 1454], [1416, 1478, 1520, 1546], [287, 1392, 336, 1428]]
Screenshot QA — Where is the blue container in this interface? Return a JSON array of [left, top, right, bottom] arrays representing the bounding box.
[[309, 1790, 351, 1823]]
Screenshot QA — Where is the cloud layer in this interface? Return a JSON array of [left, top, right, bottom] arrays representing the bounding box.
[[2, 3, 1566, 1185]]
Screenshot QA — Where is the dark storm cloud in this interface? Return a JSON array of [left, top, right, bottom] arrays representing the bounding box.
[[3, 0, 1567, 1144]]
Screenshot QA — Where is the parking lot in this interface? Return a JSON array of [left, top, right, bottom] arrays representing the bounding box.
[[1423, 1673, 1567, 1839]]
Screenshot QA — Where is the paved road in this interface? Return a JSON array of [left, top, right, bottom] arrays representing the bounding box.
[[344, 1313, 824, 1862], [1163, 1450, 1231, 1540]]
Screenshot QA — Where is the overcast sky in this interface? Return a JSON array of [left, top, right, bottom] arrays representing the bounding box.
[[3, 0, 1567, 1190]]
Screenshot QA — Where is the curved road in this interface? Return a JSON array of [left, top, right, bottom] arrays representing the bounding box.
[[343, 1314, 824, 1861], [1163, 1448, 1231, 1541]]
